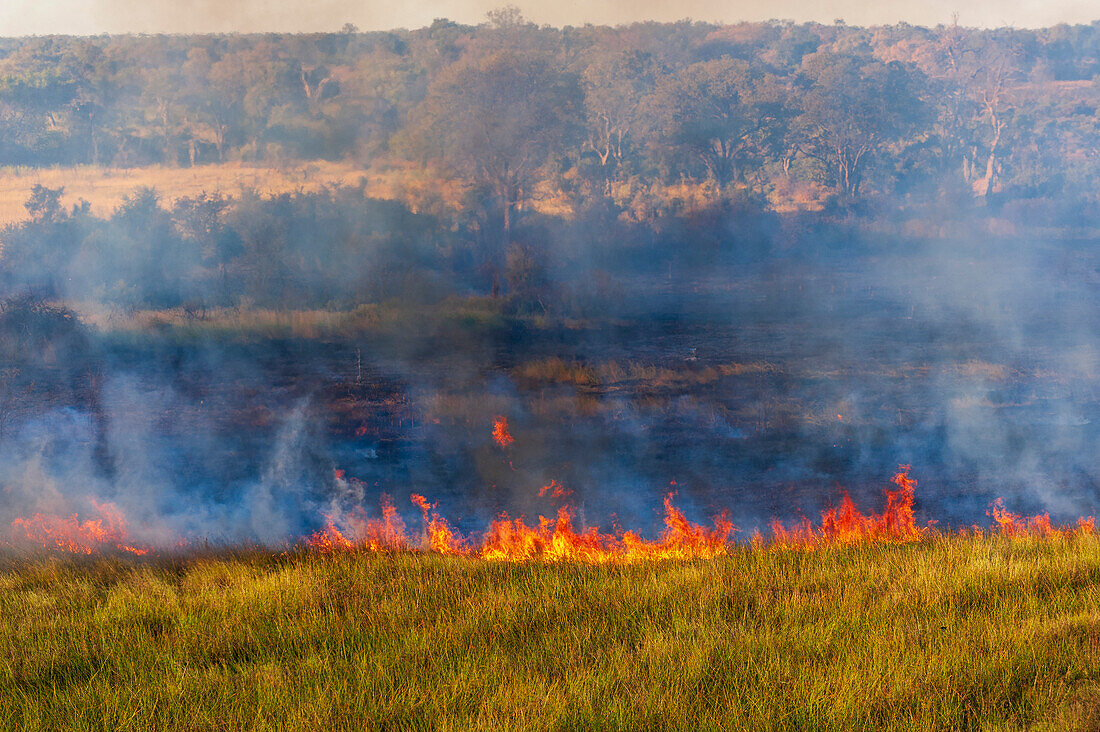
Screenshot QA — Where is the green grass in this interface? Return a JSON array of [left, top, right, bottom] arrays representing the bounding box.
[[2, 536, 1100, 730]]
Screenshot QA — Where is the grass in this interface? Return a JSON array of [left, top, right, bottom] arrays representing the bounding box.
[[0, 159, 835, 230], [0, 160, 478, 227], [0, 161, 369, 226], [73, 296, 509, 342], [2, 536, 1100, 730]]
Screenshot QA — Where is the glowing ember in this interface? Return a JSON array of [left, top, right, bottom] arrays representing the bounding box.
[[492, 416, 514, 448], [538, 479, 572, 499], [11, 500, 149, 555]]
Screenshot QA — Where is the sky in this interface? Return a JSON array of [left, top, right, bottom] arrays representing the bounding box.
[[0, 0, 1095, 36]]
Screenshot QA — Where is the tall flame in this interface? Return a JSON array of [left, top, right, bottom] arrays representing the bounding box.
[[411, 493, 463, 554], [769, 466, 926, 547]]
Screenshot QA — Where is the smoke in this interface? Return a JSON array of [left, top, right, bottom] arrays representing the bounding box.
[[0, 371, 363, 547], [6, 201, 1100, 550], [0, 0, 1088, 36]]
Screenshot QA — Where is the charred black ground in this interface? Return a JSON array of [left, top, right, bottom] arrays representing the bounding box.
[[1, 20, 1100, 546]]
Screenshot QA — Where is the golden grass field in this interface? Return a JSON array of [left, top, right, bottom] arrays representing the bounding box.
[[0, 161, 827, 228], [0, 161, 485, 226]]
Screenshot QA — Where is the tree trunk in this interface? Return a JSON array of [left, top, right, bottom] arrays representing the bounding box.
[[973, 118, 1003, 198]]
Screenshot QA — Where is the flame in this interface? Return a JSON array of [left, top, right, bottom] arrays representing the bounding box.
[[538, 479, 572, 499], [492, 416, 514, 448], [768, 466, 927, 547], [11, 500, 149, 555], [305, 467, 948, 561], [410, 494, 464, 554], [478, 494, 735, 562], [15, 467, 1096, 560], [986, 498, 1094, 537], [304, 518, 355, 553], [305, 496, 408, 553]]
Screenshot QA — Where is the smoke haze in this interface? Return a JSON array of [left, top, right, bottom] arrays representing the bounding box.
[[2, 18, 1100, 551], [0, 0, 1094, 35]]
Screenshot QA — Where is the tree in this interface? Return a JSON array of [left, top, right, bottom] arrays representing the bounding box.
[[404, 51, 582, 250], [918, 22, 1023, 198], [646, 58, 785, 192], [580, 50, 656, 191], [793, 52, 926, 199]]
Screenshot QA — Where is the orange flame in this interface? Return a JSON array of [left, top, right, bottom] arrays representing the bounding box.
[[11, 500, 149, 555], [410, 493, 464, 554], [768, 466, 927, 547], [986, 498, 1094, 537], [492, 416, 514, 448], [538, 479, 572, 499], [305, 496, 408, 553]]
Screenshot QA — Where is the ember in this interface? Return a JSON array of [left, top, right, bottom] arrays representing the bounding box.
[[538, 479, 572, 499], [492, 416, 514, 448]]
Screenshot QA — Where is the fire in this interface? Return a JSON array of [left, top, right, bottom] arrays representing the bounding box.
[[304, 518, 355, 553], [538, 479, 572, 499], [11, 500, 149, 555], [492, 416, 514, 448], [770, 466, 927, 547], [410, 494, 463, 554], [621, 495, 735, 560], [986, 498, 1094, 537], [12, 467, 1097, 560], [305, 497, 408, 553], [315, 490, 734, 563]]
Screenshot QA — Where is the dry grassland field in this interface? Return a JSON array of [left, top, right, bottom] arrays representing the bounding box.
[[0, 162, 477, 227], [3, 536, 1100, 732], [4, 15, 1100, 732]]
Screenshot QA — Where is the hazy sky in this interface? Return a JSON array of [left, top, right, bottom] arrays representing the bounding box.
[[0, 0, 1096, 36]]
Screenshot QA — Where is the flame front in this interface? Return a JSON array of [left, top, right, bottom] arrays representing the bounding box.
[[313, 491, 735, 562], [10, 500, 149, 555], [304, 465, 1098, 562], [770, 466, 926, 547], [985, 498, 1094, 537], [9, 467, 1097, 560], [306, 497, 408, 553]]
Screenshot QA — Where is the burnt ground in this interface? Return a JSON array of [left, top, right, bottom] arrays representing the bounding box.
[[2, 240, 1099, 541]]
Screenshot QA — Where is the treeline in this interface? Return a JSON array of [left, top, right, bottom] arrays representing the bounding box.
[[1, 14, 1100, 209], [0, 181, 780, 310]]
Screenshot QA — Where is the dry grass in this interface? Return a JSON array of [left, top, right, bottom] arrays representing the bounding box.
[[0, 161, 478, 226], [0, 159, 837, 228], [2, 536, 1100, 730]]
